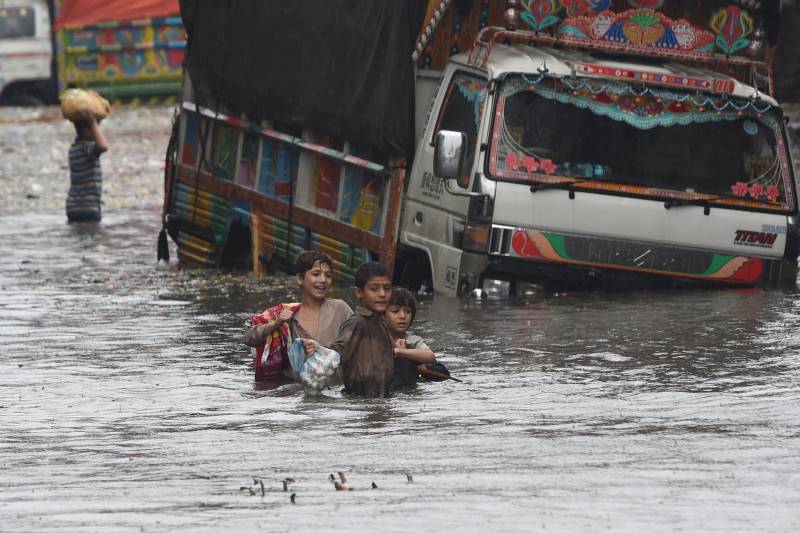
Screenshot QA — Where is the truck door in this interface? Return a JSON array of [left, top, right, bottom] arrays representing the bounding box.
[[401, 66, 488, 295]]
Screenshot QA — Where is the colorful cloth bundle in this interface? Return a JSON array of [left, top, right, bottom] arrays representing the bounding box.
[[249, 303, 300, 381]]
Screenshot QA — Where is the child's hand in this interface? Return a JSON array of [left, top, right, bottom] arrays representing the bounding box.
[[278, 307, 295, 322], [301, 339, 317, 356], [393, 337, 406, 356]]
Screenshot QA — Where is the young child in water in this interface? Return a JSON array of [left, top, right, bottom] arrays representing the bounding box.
[[384, 287, 435, 388]]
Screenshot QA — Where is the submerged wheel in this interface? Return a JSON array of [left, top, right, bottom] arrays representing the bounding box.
[[396, 251, 432, 292], [219, 220, 253, 270]]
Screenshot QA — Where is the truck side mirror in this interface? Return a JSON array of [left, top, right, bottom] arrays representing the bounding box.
[[434, 130, 467, 185]]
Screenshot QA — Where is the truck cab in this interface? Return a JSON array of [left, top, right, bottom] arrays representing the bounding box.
[[402, 36, 798, 295]]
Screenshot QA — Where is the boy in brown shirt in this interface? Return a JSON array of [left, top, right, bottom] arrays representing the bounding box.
[[301, 262, 395, 397]]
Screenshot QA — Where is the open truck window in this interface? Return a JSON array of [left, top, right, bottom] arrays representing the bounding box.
[[433, 72, 487, 187], [488, 76, 795, 213]]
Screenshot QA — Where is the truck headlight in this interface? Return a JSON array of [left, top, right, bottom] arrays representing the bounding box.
[[463, 221, 489, 253]]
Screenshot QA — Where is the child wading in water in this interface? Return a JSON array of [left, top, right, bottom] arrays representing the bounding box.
[[304, 262, 395, 397], [385, 287, 435, 388], [243, 250, 353, 381], [66, 111, 108, 222]]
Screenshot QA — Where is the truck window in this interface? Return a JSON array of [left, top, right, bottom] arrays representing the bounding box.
[[489, 76, 794, 212], [434, 72, 487, 187], [0, 7, 35, 39]]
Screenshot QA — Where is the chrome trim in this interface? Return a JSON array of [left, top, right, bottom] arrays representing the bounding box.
[[488, 224, 515, 256]]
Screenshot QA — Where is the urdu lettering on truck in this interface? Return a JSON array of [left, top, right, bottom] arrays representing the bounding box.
[[163, 0, 798, 296]]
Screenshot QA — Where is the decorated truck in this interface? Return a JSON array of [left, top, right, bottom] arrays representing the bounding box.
[[0, 0, 184, 105], [163, 0, 797, 295]]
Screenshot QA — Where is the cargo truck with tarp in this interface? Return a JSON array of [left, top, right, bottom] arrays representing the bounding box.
[[163, 0, 798, 294]]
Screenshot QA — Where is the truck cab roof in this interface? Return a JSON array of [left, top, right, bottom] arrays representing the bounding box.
[[451, 43, 777, 106]]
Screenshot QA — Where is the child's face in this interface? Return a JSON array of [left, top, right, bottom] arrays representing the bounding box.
[[354, 276, 392, 313], [296, 261, 332, 300], [384, 304, 412, 335]]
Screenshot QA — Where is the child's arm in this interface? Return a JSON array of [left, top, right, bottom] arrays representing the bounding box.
[[242, 306, 295, 347], [243, 320, 281, 347], [393, 337, 435, 363], [326, 315, 361, 362], [81, 111, 108, 154]]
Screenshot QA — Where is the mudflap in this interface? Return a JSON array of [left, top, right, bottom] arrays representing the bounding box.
[[219, 201, 253, 270]]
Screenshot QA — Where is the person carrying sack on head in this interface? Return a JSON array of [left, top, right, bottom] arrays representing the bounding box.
[[61, 89, 109, 223]]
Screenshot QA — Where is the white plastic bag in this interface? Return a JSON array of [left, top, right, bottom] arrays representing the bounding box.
[[288, 338, 341, 395]]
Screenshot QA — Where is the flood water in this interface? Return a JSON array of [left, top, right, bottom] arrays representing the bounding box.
[[2, 105, 800, 531], [1, 208, 800, 532]]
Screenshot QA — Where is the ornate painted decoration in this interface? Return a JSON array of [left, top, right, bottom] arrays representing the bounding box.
[[453, 74, 488, 129], [559, 0, 610, 17], [571, 64, 735, 94], [558, 9, 715, 53], [508, 228, 765, 285], [710, 5, 754, 55], [627, 0, 664, 8], [519, 0, 562, 32]]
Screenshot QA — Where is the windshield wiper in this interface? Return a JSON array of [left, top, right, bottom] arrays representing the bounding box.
[[529, 180, 585, 193], [529, 181, 726, 215]]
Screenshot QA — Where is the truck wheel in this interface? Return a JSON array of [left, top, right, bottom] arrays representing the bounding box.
[[2, 89, 44, 107], [397, 253, 432, 292], [219, 220, 253, 270]]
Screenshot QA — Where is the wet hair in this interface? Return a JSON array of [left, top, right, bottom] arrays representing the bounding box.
[[389, 287, 417, 322], [354, 261, 389, 289], [294, 250, 333, 277]]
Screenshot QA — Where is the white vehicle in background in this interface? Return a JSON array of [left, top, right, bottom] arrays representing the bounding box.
[[0, 0, 53, 105]]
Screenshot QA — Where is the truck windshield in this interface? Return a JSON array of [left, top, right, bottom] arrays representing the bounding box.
[[488, 76, 794, 212], [0, 7, 35, 38]]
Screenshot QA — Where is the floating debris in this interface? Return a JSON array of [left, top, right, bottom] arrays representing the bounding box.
[[333, 481, 352, 491]]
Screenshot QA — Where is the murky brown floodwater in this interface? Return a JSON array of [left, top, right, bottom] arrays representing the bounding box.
[[2, 107, 800, 531]]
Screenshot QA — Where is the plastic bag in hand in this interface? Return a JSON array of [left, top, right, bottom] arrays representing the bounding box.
[[288, 339, 341, 395]]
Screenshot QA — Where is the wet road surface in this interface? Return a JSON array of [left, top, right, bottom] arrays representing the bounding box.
[[1, 107, 800, 531]]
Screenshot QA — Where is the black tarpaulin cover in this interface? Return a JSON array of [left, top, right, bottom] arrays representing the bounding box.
[[180, 1, 426, 158]]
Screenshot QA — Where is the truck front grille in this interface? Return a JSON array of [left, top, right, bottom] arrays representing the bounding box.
[[489, 226, 514, 256]]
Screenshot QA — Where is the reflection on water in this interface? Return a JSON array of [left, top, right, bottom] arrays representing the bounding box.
[[1, 208, 800, 531]]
